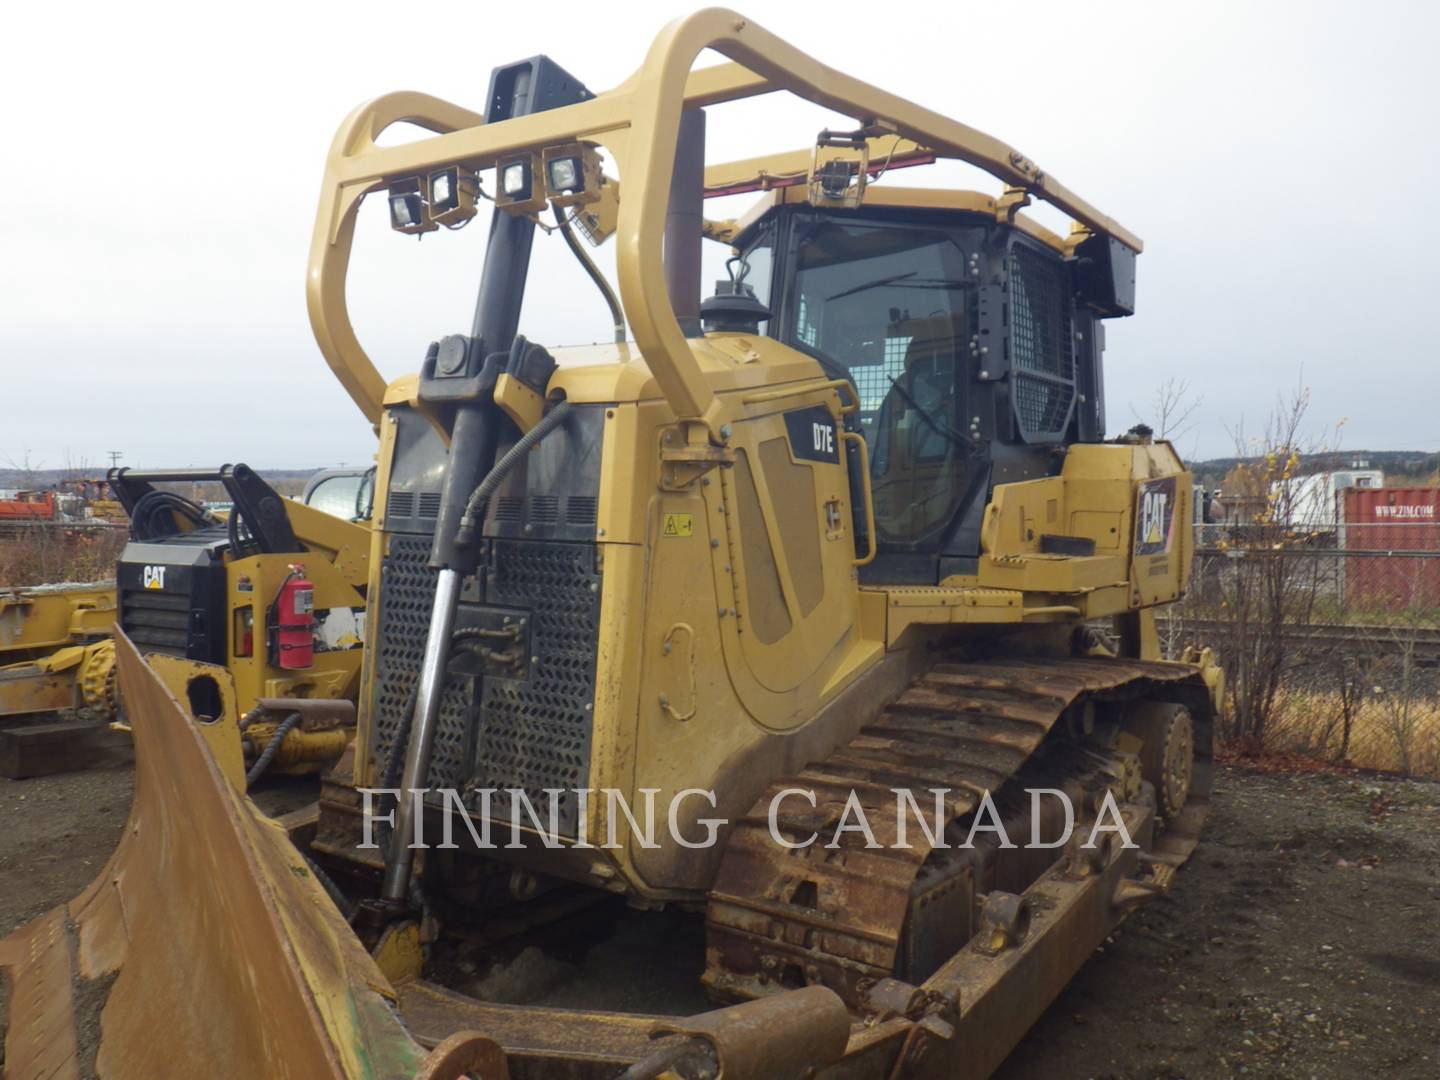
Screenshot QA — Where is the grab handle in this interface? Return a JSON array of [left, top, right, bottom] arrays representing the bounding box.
[[841, 431, 877, 567]]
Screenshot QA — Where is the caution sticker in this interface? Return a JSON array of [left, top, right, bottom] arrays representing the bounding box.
[[661, 512, 694, 538]]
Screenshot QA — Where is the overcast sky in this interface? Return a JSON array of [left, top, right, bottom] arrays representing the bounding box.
[[2, 0, 1436, 472]]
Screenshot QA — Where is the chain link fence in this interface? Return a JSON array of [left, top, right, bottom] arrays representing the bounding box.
[[0, 522, 128, 587], [1165, 522, 1440, 776]]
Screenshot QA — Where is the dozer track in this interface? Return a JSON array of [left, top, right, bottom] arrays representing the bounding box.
[[703, 656, 1212, 1008]]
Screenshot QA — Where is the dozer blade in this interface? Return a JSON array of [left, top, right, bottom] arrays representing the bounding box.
[[0, 632, 427, 1079]]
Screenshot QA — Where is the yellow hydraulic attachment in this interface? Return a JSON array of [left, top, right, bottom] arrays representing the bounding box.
[[0, 583, 117, 719], [0, 482, 372, 782]]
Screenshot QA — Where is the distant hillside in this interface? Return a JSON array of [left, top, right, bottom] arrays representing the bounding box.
[[1189, 450, 1440, 490]]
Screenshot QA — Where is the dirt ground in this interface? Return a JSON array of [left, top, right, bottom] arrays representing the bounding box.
[[1, 763, 1436, 1078], [997, 767, 1440, 1080]]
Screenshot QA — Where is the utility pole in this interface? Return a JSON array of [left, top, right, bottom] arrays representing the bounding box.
[[107, 450, 123, 470]]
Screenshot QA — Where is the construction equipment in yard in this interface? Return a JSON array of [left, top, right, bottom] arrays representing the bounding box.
[[0, 464, 370, 781], [0, 582, 117, 718], [0, 10, 1221, 1078], [105, 463, 372, 783], [0, 489, 60, 523]]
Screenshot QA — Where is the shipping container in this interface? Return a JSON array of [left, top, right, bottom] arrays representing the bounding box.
[[1342, 487, 1440, 612]]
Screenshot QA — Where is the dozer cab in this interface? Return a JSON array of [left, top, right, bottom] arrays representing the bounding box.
[[0, 10, 1221, 1078]]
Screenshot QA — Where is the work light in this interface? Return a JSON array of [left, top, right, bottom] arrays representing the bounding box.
[[495, 154, 546, 214], [432, 171, 454, 207], [541, 143, 603, 208], [390, 192, 423, 228], [428, 166, 479, 228], [386, 179, 436, 234], [547, 156, 579, 193], [501, 160, 530, 198]]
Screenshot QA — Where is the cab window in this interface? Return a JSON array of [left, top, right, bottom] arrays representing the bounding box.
[[784, 222, 974, 544]]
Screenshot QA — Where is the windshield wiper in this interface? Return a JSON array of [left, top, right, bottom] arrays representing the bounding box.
[[886, 376, 977, 451], [825, 271, 916, 302]]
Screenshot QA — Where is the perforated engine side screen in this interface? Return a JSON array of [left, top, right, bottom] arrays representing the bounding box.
[[1008, 246, 1076, 441], [372, 535, 472, 790], [370, 539, 602, 838], [472, 539, 601, 836]]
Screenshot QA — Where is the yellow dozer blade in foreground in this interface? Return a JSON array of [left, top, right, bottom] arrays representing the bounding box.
[[0, 633, 429, 1079], [1, 634, 854, 1079]]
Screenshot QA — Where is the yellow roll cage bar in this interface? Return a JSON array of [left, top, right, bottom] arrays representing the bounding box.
[[306, 7, 1142, 439]]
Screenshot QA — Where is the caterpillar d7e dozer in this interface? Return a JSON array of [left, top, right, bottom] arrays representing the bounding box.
[[0, 10, 1222, 1079]]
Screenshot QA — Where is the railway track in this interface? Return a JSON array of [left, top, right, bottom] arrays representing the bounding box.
[[1161, 617, 1440, 661]]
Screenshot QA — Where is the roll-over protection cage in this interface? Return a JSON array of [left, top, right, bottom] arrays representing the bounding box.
[[306, 7, 1142, 445]]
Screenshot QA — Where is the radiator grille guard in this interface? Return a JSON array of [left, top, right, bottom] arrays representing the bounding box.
[[371, 535, 473, 794], [370, 534, 601, 838], [473, 539, 601, 835]]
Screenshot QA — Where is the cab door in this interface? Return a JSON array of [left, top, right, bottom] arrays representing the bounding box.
[[706, 394, 870, 730]]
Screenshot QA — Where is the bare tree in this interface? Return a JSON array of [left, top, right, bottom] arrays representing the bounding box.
[[3, 450, 41, 490], [1198, 385, 1344, 745], [1134, 377, 1205, 443]]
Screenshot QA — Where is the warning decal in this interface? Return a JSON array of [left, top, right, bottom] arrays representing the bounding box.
[[662, 513, 694, 538]]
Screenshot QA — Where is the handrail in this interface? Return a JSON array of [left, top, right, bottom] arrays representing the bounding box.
[[740, 377, 859, 414], [306, 8, 1142, 432], [842, 431, 878, 567]]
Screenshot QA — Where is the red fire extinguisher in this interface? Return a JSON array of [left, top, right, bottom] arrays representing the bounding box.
[[272, 565, 315, 670]]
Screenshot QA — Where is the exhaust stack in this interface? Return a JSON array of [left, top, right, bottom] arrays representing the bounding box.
[[665, 108, 706, 338]]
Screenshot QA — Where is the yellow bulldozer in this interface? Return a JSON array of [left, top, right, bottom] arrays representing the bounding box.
[[0, 464, 371, 782], [0, 10, 1221, 1078]]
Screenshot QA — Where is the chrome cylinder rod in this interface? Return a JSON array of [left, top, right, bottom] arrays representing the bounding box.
[[381, 566, 462, 903]]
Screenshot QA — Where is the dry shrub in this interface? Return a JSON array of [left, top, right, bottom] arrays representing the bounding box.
[[1261, 687, 1440, 778], [0, 525, 127, 586], [1198, 384, 1347, 747]]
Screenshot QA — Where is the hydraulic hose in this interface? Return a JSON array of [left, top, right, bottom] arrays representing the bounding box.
[[245, 712, 300, 788], [378, 622, 510, 800], [454, 399, 574, 550], [372, 678, 423, 856], [128, 490, 214, 540], [554, 204, 625, 344], [381, 680, 423, 793], [303, 852, 356, 922], [227, 499, 259, 558]]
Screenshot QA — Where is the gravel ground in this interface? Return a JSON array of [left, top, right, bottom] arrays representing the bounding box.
[[1, 763, 1436, 1077], [0, 764, 133, 938], [998, 767, 1440, 1079]]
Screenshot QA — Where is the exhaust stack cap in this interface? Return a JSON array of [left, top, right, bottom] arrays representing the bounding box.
[[700, 280, 771, 334]]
